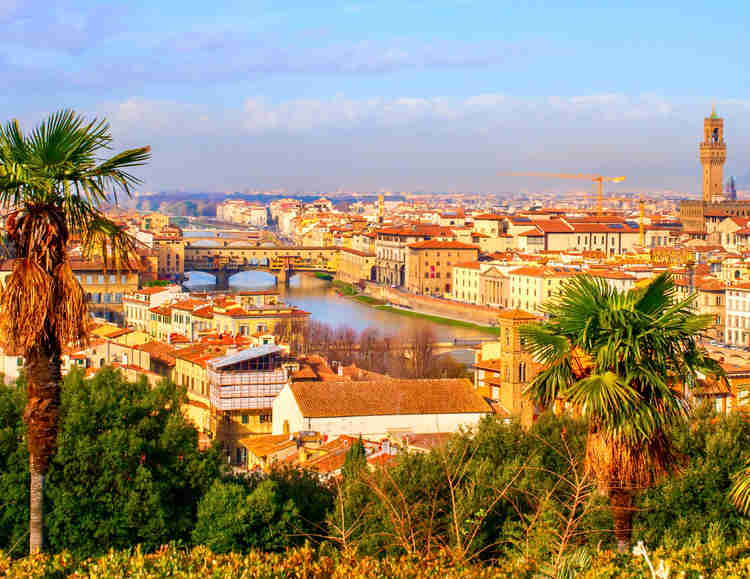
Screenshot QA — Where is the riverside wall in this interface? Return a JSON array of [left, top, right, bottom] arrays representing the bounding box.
[[362, 282, 502, 326]]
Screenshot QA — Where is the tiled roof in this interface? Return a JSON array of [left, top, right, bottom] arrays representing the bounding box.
[[519, 228, 543, 237], [496, 309, 538, 320], [289, 378, 491, 418], [407, 240, 479, 250], [454, 261, 482, 270]]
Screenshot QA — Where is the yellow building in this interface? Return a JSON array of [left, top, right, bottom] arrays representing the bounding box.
[[123, 285, 183, 332], [507, 266, 576, 315], [337, 248, 376, 284], [473, 309, 539, 427], [405, 240, 479, 297], [141, 213, 170, 231], [70, 259, 140, 324], [451, 261, 482, 304]]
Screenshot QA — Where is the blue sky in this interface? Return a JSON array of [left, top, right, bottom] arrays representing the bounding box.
[[2, 0, 749, 193]]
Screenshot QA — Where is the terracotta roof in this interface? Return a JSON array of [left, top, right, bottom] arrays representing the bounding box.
[[136, 286, 178, 295], [407, 240, 479, 250], [136, 341, 177, 366], [288, 378, 491, 418], [519, 228, 544, 237], [533, 220, 574, 233], [508, 266, 576, 278], [473, 213, 506, 221], [496, 309, 538, 320], [454, 261, 482, 270]]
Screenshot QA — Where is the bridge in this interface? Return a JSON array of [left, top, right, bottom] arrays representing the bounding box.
[[183, 243, 339, 289]]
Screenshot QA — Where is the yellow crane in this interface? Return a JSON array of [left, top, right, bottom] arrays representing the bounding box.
[[506, 172, 626, 216], [580, 193, 652, 247]]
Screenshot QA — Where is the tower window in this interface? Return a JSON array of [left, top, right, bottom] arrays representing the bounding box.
[[713, 128, 719, 143]]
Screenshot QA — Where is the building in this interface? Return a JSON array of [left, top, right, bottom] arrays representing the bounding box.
[[473, 309, 539, 427], [680, 110, 750, 234], [272, 378, 493, 438], [479, 266, 510, 307], [136, 226, 185, 279], [216, 200, 268, 227], [675, 276, 725, 342], [405, 240, 479, 297], [207, 346, 288, 467], [337, 247, 377, 284], [375, 225, 455, 287], [123, 285, 183, 332], [725, 284, 750, 347], [700, 108, 727, 203], [451, 261, 482, 304], [506, 266, 577, 315]]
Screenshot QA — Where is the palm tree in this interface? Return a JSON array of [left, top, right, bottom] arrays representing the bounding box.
[[519, 273, 724, 551], [730, 464, 750, 515], [0, 110, 150, 553]]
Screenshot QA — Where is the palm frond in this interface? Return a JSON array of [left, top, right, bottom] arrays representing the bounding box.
[[51, 262, 89, 348], [565, 372, 640, 422], [0, 260, 53, 354], [730, 462, 750, 515], [80, 215, 138, 271]]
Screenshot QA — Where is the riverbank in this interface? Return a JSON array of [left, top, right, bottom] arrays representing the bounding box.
[[375, 305, 500, 334], [326, 277, 499, 334]]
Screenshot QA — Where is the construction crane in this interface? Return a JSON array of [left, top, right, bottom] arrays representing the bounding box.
[[506, 172, 626, 216], [581, 193, 652, 247]]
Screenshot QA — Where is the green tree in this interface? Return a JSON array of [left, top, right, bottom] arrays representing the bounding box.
[[0, 110, 150, 552], [637, 405, 750, 546], [342, 437, 367, 481], [44, 368, 222, 555], [0, 379, 28, 555], [520, 273, 724, 550], [192, 478, 301, 553]]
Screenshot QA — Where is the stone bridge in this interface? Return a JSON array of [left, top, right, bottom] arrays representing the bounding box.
[[184, 243, 339, 289]]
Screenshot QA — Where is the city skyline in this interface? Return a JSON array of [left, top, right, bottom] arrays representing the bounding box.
[[3, 1, 749, 193]]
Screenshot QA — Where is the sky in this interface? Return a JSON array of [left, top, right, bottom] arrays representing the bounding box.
[[2, 0, 749, 194]]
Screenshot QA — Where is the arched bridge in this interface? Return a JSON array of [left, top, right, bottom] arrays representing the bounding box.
[[184, 243, 339, 289]]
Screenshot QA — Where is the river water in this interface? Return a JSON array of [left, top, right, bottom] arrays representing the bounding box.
[[183, 270, 493, 364]]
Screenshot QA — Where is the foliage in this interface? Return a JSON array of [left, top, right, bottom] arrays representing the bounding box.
[[341, 437, 367, 482], [8, 538, 750, 578], [143, 280, 171, 287], [519, 273, 724, 546], [0, 109, 150, 552], [634, 404, 750, 546], [332, 280, 356, 295], [0, 380, 28, 556], [43, 368, 222, 555], [192, 479, 301, 553]]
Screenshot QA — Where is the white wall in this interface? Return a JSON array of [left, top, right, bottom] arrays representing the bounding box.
[[272, 383, 306, 434], [273, 385, 488, 437]]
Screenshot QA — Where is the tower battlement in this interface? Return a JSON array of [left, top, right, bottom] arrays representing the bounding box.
[[700, 110, 727, 203]]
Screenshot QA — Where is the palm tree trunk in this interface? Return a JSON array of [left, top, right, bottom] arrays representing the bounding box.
[[24, 340, 62, 554], [29, 467, 43, 554], [610, 487, 634, 552]]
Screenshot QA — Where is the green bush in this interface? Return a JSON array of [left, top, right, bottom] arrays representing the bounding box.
[[192, 479, 301, 553]]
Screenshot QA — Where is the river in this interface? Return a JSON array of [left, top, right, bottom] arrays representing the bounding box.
[[183, 270, 493, 364]]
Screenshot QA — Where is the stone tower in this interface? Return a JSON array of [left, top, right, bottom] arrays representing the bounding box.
[[496, 310, 537, 428], [700, 108, 726, 203]]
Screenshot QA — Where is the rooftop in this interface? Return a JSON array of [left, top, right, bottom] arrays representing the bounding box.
[[289, 378, 491, 418]]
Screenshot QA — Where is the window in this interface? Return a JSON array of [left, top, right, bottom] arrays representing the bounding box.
[[86, 275, 93, 284], [109, 274, 116, 284], [98, 274, 105, 284], [121, 274, 128, 284], [241, 414, 249, 424], [260, 414, 271, 423]]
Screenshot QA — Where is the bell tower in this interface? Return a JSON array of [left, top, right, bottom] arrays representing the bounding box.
[[700, 107, 726, 203]]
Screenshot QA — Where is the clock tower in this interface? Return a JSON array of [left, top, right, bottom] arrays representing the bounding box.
[[700, 107, 726, 203]]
